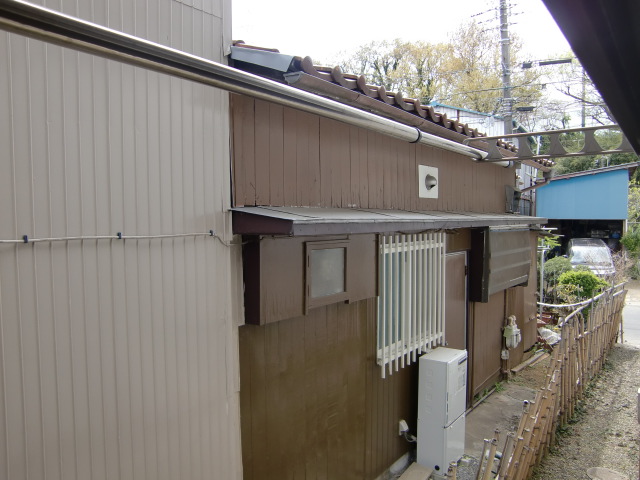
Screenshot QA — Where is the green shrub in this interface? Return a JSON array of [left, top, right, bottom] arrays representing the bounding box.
[[557, 270, 610, 301], [621, 229, 640, 258], [543, 256, 572, 286]]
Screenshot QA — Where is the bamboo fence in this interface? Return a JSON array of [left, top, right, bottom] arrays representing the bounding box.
[[471, 283, 627, 480]]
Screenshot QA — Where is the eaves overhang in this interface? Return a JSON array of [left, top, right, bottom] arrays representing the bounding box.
[[541, 0, 640, 154], [232, 206, 547, 236]]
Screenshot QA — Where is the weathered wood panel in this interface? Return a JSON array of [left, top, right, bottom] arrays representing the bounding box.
[[446, 252, 468, 352], [243, 234, 377, 325], [231, 96, 515, 212], [239, 299, 418, 480], [470, 292, 506, 396], [503, 233, 540, 366], [0, 0, 242, 478]]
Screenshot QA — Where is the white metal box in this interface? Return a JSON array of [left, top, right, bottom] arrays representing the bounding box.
[[417, 347, 467, 474]]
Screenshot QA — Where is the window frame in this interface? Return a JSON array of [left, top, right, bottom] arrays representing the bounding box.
[[377, 233, 446, 377], [305, 239, 350, 312]]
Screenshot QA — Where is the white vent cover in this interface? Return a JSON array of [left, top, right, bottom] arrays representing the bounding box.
[[418, 165, 439, 199]]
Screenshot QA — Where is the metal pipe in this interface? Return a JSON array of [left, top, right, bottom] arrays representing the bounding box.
[[465, 124, 624, 142], [0, 0, 498, 163]]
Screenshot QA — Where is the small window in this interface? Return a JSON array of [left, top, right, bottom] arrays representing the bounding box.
[[306, 240, 350, 310]]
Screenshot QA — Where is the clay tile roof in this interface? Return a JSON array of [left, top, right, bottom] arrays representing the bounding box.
[[231, 42, 539, 162]]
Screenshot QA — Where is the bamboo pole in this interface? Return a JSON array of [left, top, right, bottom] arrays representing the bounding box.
[[482, 437, 499, 480], [447, 461, 458, 480], [475, 439, 492, 480], [497, 433, 515, 479], [493, 285, 627, 480], [503, 436, 524, 480]]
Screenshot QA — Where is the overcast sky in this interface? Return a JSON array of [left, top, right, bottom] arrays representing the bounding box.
[[232, 0, 571, 64]]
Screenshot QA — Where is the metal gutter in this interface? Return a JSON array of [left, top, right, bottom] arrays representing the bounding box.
[[0, 0, 506, 165]]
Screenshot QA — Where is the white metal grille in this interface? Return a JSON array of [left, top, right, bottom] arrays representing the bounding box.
[[377, 233, 446, 377]]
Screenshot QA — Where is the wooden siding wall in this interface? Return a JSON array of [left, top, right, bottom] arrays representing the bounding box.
[[232, 95, 515, 211], [469, 292, 506, 397], [239, 299, 418, 480], [0, 1, 243, 479], [243, 234, 377, 325]]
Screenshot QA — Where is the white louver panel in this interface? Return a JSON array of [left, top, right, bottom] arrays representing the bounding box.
[[377, 233, 446, 377]]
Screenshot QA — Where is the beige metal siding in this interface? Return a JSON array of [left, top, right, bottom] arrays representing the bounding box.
[[0, 0, 242, 478]]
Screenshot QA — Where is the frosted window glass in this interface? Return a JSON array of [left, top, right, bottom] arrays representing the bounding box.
[[310, 248, 345, 298]]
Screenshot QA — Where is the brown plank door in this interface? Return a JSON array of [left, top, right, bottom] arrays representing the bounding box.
[[445, 252, 468, 351], [445, 251, 468, 405]]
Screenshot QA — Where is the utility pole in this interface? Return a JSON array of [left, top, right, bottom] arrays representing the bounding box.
[[581, 66, 587, 127], [500, 0, 512, 135]]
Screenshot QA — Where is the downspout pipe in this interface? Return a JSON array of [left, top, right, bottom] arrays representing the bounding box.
[[0, 0, 506, 165]]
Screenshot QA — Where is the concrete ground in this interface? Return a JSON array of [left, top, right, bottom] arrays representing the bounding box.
[[464, 383, 537, 459], [622, 279, 640, 346]]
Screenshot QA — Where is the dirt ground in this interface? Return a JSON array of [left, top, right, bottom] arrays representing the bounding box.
[[511, 344, 640, 480]]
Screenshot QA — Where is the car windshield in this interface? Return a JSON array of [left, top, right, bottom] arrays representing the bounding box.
[[569, 245, 611, 266]]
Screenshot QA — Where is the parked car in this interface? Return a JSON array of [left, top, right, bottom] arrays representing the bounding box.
[[566, 238, 615, 277]]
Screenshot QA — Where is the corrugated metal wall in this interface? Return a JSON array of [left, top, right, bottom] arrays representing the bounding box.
[[231, 95, 515, 212], [0, 1, 243, 479]]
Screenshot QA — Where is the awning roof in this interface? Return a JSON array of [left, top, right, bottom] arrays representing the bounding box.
[[541, 0, 640, 154], [232, 206, 547, 236]]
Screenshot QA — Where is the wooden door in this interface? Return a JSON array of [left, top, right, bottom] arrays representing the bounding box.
[[445, 252, 467, 351]]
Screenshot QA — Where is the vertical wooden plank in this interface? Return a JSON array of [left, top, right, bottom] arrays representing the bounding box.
[[471, 292, 505, 395], [302, 311, 319, 477], [275, 318, 303, 477], [338, 124, 351, 208], [240, 95, 256, 207], [407, 144, 417, 211], [250, 324, 268, 480], [329, 122, 348, 208], [254, 100, 271, 205], [381, 136, 392, 208], [365, 300, 378, 478], [393, 140, 406, 211], [350, 302, 367, 479], [318, 118, 332, 207], [307, 114, 321, 207], [231, 95, 247, 206], [314, 306, 331, 479], [366, 130, 377, 209], [293, 109, 308, 207], [269, 104, 285, 206], [358, 129, 369, 208], [348, 126, 360, 208], [326, 304, 339, 479], [282, 108, 298, 206], [238, 326, 254, 480]]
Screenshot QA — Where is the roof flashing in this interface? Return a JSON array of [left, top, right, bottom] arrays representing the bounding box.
[[230, 45, 295, 73], [232, 206, 546, 236]]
